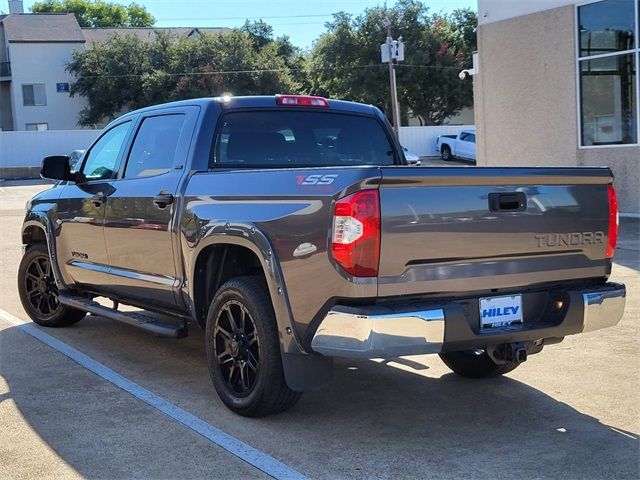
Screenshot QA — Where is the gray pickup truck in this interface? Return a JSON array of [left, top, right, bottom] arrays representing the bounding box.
[[19, 95, 626, 416]]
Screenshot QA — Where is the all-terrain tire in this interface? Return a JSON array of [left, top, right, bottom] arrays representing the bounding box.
[[439, 349, 520, 378], [18, 243, 86, 327], [205, 276, 301, 417]]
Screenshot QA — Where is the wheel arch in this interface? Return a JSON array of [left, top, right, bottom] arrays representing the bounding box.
[[21, 215, 68, 289], [187, 226, 304, 356]]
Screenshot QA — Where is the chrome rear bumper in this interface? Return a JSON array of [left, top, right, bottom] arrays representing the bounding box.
[[311, 283, 626, 359], [311, 308, 445, 359], [582, 286, 626, 332]]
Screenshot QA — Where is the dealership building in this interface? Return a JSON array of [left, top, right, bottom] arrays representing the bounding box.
[[474, 0, 639, 214]]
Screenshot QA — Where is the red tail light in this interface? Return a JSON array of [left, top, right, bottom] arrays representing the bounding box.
[[606, 184, 618, 259], [275, 95, 329, 107], [332, 190, 380, 277]]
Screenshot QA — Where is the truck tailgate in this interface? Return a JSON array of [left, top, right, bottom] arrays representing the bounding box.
[[378, 167, 613, 296]]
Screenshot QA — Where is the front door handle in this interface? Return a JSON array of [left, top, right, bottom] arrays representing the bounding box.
[[153, 193, 174, 209], [90, 194, 105, 207]]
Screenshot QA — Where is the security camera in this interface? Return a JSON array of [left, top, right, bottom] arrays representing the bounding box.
[[459, 69, 470, 80]]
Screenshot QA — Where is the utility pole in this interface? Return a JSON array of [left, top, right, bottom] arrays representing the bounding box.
[[382, 20, 403, 139]]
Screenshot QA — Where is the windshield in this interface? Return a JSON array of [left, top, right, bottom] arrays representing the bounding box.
[[214, 110, 395, 167]]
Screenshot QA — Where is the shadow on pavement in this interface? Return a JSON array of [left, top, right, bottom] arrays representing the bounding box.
[[1, 321, 637, 479]]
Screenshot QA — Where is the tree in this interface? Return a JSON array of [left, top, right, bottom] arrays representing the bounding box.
[[31, 0, 154, 27], [308, 0, 477, 125], [67, 29, 300, 126]]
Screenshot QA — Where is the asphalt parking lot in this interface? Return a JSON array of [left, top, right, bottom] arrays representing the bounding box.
[[0, 180, 638, 479]]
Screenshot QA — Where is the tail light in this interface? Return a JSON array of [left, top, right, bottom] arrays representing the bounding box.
[[606, 184, 618, 259], [331, 190, 380, 277], [276, 95, 329, 107]]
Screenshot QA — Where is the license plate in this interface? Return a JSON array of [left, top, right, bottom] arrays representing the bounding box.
[[479, 294, 523, 328]]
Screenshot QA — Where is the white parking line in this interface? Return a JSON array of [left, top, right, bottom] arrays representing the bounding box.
[[0, 308, 307, 480]]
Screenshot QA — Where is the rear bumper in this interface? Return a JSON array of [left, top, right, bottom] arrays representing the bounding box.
[[310, 282, 626, 359]]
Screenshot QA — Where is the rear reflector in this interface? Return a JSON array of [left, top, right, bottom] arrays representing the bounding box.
[[606, 184, 618, 259], [276, 95, 329, 107], [332, 190, 380, 277]]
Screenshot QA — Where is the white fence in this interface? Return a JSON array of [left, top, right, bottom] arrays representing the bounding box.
[[0, 126, 471, 170], [0, 129, 101, 169], [399, 125, 475, 157]]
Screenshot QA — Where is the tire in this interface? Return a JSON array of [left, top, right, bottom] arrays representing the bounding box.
[[441, 145, 452, 161], [439, 349, 520, 378], [205, 276, 301, 417], [18, 243, 86, 327]]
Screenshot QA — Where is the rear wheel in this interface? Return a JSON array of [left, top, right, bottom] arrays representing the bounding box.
[[441, 145, 452, 161], [205, 276, 301, 416], [439, 349, 520, 378], [17, 243, 86, 327]]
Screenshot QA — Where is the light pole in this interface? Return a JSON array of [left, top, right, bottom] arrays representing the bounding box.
[[381, 21, 403, 139]]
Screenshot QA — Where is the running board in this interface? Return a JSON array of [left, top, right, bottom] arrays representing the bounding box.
[[58, 294, 188, 338]]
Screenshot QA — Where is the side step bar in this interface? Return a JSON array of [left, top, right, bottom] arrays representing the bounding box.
[[58, 294, 188, 338]]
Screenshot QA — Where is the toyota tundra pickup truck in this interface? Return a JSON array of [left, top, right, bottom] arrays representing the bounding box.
[[19, 95, 626, 417]]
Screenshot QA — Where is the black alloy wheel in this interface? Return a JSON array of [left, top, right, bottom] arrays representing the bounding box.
[[18, 243, 86, 327], [213, 300, 260, 396], [24, 254, 59, 317]]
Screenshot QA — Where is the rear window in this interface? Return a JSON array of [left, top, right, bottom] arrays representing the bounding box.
[[214, 111, 395, 167]]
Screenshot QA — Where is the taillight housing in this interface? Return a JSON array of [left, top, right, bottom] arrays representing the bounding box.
[[606, 184, 618, 258], [331, 190, 380, 277], [275, 95, 329, 107]]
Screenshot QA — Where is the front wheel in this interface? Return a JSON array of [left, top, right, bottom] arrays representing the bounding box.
[[439, 349, 520, 378], [205, 276, 301, 417], [18, 243, 86, 327]]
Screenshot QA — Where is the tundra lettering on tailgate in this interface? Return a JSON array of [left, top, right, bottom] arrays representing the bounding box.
[[534, 232, 605, 248]]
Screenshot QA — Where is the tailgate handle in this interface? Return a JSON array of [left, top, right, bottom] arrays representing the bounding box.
[[489, 192, 526, 212]]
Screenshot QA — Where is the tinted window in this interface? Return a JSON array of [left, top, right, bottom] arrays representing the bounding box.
[[215, 111, 395, 167], [578, 0, 636, 57], [124, 114, 185, 178], [459, 132, 471, 141], [81, 122, 131, 181], [468, 134, 476, 144]]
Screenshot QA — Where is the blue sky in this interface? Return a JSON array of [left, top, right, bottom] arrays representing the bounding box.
[[21, 0, 477, 49]]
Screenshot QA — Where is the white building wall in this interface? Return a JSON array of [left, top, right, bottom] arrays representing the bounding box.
[[8, 42, 86, 131]]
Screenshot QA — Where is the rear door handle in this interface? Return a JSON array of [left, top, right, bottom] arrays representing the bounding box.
[[90, 194, 106, 207], [153, 193, 174, 209], [488, 192, 527, 212]]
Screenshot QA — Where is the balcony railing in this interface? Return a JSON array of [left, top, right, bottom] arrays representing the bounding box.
[[0, 62, 10, 77]]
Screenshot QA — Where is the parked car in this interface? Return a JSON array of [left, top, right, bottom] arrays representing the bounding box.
[[20, 95, 625, 417], [402, 146, 421, 165], [436, 129, 476, 162]]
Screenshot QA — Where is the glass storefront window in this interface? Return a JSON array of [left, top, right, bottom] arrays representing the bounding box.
[[577, 0, 639, 146]]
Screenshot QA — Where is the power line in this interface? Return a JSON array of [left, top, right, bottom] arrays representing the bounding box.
[[73, 64, 467, 79]]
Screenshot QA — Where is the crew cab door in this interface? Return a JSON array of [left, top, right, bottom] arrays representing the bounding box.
[[101, 108, 196, 308], [455, 132, 474, 159], [56, 120, 133, 289]]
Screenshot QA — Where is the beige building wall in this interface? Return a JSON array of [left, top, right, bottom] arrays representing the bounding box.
[[474, 4, 640, 214]]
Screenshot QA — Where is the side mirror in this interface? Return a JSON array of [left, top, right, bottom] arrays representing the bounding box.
[[41, 155, 72, 181]]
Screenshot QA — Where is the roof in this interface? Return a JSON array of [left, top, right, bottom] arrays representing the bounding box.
[[1, 13, 85, 43], [82, 27, 231, 44], [115, 96, 381, 124]]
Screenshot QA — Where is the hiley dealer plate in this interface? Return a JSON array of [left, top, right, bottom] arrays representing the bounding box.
[[479, 294, 523, 328]]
